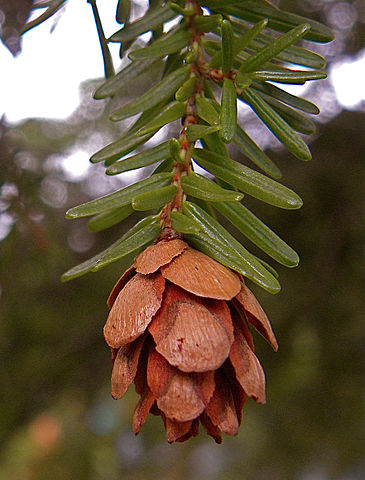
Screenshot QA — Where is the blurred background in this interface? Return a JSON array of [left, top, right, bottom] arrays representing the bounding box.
[[0, 1, 364, 479]]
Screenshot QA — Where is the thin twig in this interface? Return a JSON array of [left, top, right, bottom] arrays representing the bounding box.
[[87, 0, 115, 79], [20, 0, 67, 35]]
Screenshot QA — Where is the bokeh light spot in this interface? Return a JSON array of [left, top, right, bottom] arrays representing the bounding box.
[[40, 176, 68, 208], [0, 212, 16, 241], [330, 50, 365, 109], [62, 150, 91, 182], [67, 223, 95, 253]]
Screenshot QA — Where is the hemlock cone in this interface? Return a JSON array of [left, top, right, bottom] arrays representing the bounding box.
[[105, 239, 277, 443]]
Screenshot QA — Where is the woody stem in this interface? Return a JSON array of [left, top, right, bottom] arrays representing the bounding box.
[[160, 0, 206, 237]]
